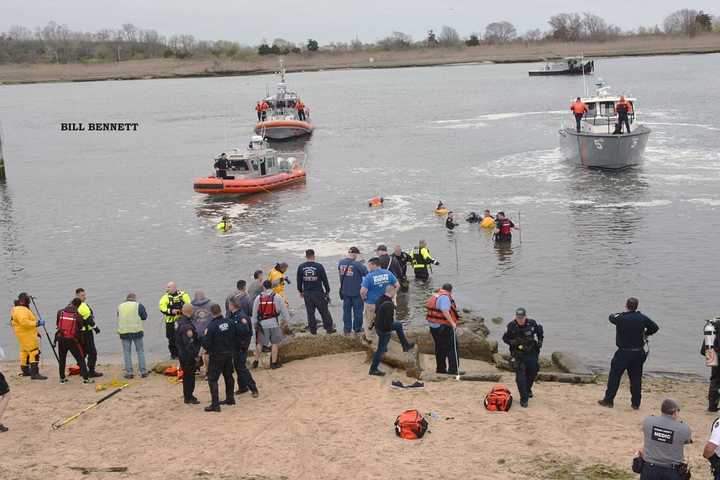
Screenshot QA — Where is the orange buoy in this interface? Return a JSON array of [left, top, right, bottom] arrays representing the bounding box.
[[163, 366, 179, 377]]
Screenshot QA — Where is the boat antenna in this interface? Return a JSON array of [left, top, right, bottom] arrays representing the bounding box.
[[581, 51, 588, 97]]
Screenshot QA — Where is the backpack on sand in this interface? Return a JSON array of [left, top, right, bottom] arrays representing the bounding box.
[[484, 385, 513, 412], [394, 409, 429, 440]]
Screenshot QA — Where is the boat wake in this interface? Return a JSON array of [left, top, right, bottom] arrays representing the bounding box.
[[472, 148, 567, 183], [431, 110, 566, 129]]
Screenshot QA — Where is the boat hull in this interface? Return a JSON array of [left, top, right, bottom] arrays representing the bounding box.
[[193, 170, 306, 195], [255, 120, 313, 140], [559, 126, 651, 170]]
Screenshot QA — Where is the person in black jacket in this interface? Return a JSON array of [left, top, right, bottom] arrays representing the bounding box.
[[202, 304, 236, 412], [175, 304, 201, 405], [296, 249, 336, 335], [598, 297, 659, 410], [502, 307, 544, 408], [368, 285, 415, 376], [701, 319, 720, 412], [228, 299, 259, 398]]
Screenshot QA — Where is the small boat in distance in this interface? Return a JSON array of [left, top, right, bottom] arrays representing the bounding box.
[[193, 136, 306, 195], [559, 81, 651, 170], [529, 57, 594, 76], [255, 63, 313, 140]]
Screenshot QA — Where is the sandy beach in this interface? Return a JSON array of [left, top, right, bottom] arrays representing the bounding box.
[[1, 351, 716, 480], [0, 35, 719, 85]]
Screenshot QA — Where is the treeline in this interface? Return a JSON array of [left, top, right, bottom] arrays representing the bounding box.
[[0, 9, 718, 64]]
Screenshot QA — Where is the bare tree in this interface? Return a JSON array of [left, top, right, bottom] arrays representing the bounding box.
[[377, 31, 413, 50], [523, 29, 543, 42], [663, 9, 698, 36], [438, 26, 461, 46], [7, 25, 33, 40], [121, 23, 138, 43], [548, 13, 583, 41], [484, 21, 517, 44]]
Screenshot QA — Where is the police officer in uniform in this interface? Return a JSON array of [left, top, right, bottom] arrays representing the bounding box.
[[159, 282, 191, 359], [502, 308, 544, 408], [76, 288, 103, 377], [703, 415, 720, 479], [202, 304, 236, 412], [228, 299, 259, 398], [598, 297, 659, 410], [296, 249, 336, 335], [639, 399, 692, 480], [214, 153, 229, 179], [175, 304, 201, 405]]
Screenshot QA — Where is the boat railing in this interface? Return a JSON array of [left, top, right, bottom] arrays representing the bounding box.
[[581, 112, 636, 134]]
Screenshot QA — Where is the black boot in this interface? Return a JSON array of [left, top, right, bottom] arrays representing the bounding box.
[[205, 382, 221, 412], [20, 365, 30, 377], [30, 363, 47, 380]]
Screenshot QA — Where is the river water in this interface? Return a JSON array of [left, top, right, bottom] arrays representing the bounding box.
[[1, 54, 718, 375]]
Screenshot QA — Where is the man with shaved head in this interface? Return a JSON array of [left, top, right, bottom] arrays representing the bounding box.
[[159, 282, 191, 359], [175, 303, 201, 405]]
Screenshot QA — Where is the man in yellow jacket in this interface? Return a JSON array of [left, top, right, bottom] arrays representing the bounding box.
[[76, 288, 103, 377], [268, 263, 290, 303], [159, 282, 191, 359], [10, 293, 47, 380]]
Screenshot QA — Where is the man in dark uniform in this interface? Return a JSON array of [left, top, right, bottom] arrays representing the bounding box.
[[202, 304, 236, 412], [175, 304, 201, 405], [701, 318, 720, 412], [228, 299, 259, 398], [296, 249, 336, 335], [598, 297, 659, 410], [502, 308, 544, 408], [214, 153, 229, 179]]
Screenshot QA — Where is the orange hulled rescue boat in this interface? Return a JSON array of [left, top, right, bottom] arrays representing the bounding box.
[[254, 62, 313, 140], [193, 136, 306, 195]]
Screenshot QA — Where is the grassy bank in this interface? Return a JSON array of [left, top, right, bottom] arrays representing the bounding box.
[[1, 35, 719, 85]]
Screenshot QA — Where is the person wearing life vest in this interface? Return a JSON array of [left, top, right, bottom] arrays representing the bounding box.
[[480, 209, 496, 229], [116, 292, 148, 379], [615, 96, 633, 134], [494, 211, 517, 244], [260, 100, 269, 121], [268, 263, 291, 303], [255, 101, 263, 122], [368, 197, 384, 207], [159, 282, 192, 359], [251, 280, 290, 369], [56, 298, 92, 384], [76, 288, 102, 378], [295, 99, 306, 121], [175, 304, 201, 405], [570, 97, 588, 132], [502, 307, 544, 408], [10, 292, 47, 380], [425, 284, 460, 375], [410, 240, 439, 281], [216, 215, 231, 232]]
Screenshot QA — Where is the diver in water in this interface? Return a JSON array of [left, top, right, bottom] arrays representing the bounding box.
[[445, 212, 459, 230], [216, 216, 231, 232]]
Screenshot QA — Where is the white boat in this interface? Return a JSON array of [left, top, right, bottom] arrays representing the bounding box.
[[529, 57, 594, 76], [559, 81, 651, 170], [255, 63, 313, 140]]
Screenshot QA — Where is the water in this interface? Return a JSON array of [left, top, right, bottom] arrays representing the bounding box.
[[1, 54, 719, 374]]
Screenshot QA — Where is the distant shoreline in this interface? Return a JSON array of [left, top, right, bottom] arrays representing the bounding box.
[[0, 35, 719, 85]]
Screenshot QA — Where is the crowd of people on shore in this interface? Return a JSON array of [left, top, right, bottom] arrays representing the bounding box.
[[4, 244, 720, 478]]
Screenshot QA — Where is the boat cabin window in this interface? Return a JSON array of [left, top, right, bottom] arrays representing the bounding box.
[[598, 101, 616, 116], [230, 159, 250, 171]]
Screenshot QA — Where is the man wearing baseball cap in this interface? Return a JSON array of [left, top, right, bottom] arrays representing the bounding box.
[[338, 247, 367, 335], [639, 398, 692, 479], [502, 307, 544, 408]]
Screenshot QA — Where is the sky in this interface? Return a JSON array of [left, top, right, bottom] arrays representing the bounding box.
[[1, 0, 717, 45]]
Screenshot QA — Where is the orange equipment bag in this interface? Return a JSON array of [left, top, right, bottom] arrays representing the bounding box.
[[163, 366, 179, 377], [177, 369, 184, 380], [394, 409, 428, 440], [484, 384, 513, 412], [68, 365, 81, 376]]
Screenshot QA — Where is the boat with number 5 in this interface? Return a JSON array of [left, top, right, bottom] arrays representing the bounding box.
[[559, 81, 651, 170]]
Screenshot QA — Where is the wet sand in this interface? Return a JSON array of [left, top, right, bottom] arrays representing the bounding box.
[[1, 35, 719, 85], [0, 352, 716, 479]]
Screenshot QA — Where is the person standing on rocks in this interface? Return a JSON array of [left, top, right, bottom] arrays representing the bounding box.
[[202, 304, 236, 412], [175, 304, 201, 405], [369, 285, 415, 376], [425, 284, 460, 376], [338, 247, 368, 335], [502, 308, 543, 408], [360, 258, 399, 343], [598, 297, 658, 410], [296, 249, 336, 335]]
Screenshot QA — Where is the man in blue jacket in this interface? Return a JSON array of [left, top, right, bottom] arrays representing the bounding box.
[[338, 247, 368, 335], [296, 249, 336, 335], [360, 258, 399, 342]]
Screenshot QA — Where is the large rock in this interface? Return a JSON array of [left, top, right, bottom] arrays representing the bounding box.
[[492, 352, 553, 371], [363, 338, 423, 379], [458, 309, 491, 337], [406, 327, 497, 362], [278, 333, 366, 363], [551, 351, 594, 376]]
